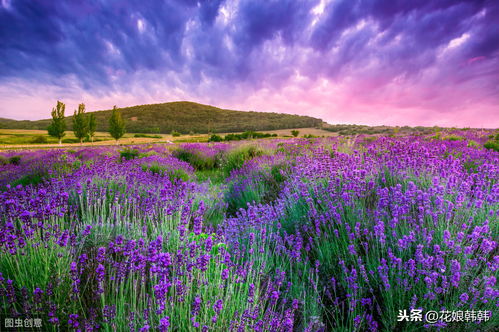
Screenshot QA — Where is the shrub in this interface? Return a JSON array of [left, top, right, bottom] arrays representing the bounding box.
[[141, 162, 190, 182], [138, 151, 158, 158], [224, 134, 241, 141], [119, 148, 139, 161], [291, 130, 299, 137], [467, 140, 479, 148], [171, 130, 181, 137], [240, 131, 273, 139], [223, 132, 276, 141], [208, 134, 223, 142], [31, 135, 48, 144], [429, 133, 441, 140], [443, 135, 464, 141], [484, 140, 499, 152], [11, 172, 45, 187], [168, 168, 190, 182], [222, 145, 265, 175], [362, 136, 377, 143], [9, 155, 21, 165], [173, 148, 216, 171]]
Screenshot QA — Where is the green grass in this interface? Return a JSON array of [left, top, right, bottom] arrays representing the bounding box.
[[0, 130, 116, 145], [133, 133, 162, 138]]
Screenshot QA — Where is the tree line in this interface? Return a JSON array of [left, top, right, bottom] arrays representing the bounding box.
[[47, 101, 126, 144]]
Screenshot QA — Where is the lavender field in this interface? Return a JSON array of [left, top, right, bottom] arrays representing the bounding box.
[[1, 132, 498, 331]]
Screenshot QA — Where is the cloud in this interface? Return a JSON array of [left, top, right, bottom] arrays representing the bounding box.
[[0, 0, 497, 126]]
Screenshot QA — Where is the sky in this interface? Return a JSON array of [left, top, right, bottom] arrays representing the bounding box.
[[0, 0, 498, 127]]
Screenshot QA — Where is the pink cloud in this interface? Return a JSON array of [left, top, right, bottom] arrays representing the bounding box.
[[467, 56, 486, 65]]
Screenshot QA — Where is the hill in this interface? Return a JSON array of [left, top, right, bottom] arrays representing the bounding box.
[[0, 101, 323, 134]]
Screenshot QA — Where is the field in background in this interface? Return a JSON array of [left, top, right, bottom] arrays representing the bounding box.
[[0, 128, 338, 149], [0, 129, 170, 147]]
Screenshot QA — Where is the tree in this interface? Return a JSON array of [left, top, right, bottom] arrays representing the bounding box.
[[88, 113, 96, 143], [291, 130, 299, 137], [73, 103, 88, 144], [48, 101, 66, 145], [109, 105, 126, 142]]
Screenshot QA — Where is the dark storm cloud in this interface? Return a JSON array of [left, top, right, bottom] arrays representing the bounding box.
[[0, 0, 498, 113], [310, 0, 497, 78], [232, 0, 314, 51], [0, 0, 194, 86]]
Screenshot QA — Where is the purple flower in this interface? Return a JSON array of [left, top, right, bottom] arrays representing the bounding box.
[[213, 299, 223, 314], [221, 268, 229, 280], [197, 254, 211, 272], [348, 244, 357, 255], [70, 262, 78, 276], [96, 264, 105, 282], [406, 259, 416, 277], [292, 299, 299, 310], [248, 283, 255, 300], [82, 225, 92, 236], [95, 263, 105, 295], [96, 247, 106, 262], [68, 314, 79, 328], [192, 296, 202, 316], [205, 236, 213, 252], [450, 260, 461, 287], [459, 293, 469, 303], [159, 316, 170, 331]]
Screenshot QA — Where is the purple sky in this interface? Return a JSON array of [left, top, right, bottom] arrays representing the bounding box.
[[0, 0, 498, 127]]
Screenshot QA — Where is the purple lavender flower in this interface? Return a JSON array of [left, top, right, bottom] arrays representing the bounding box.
[[68, 314, 79, 329], [192, 295, 202, 316], [96, 264, 105, 282], [221, 268, 229, 280], [213, 299, 223, 314], [459, 293, 469, 303], [159, 316, 170, 331]]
